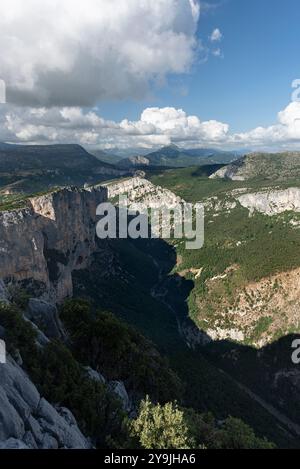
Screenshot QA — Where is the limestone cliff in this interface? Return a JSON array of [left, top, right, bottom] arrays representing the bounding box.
[[103, 177, 183, 208], [0, 186, 107, 302], [237, 187, 300, 215]]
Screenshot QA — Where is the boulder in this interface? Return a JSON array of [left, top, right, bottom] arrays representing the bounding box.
[[109, 381, 131, 412], [84, 366, 106, 384], [25, 298, 65, 339], [0, 438, 29, 449]]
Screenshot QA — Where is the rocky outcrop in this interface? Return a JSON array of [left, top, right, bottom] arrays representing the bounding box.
[[25, 299, 65, 340], [84, 367, 132, 413], [237, 187, 300, 216], [210, 152, 300, 182], [109, 381, 131, 413], [117, 156, 150, 169], [209, 157, 246, 181], [103, 177, 183, 208], [0, 356, 91, 449]]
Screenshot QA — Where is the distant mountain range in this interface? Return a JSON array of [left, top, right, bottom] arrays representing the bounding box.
[[111, 144, 242, 169], [0, 141, 244, 195], [0, 143, 127, 194]]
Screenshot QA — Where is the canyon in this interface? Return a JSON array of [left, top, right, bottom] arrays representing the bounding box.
[[1, 171, 300, 449], [0, 177, 182, 304]]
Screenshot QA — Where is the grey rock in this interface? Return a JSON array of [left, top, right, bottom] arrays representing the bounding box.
[[23, 431, 38, 449], [237, 187, 300, 216], [55, 406, 78, 427], [109, 381, 131, 412], [37, 398, 57, 425], [0, 356, 91, 449], [26, 298, 65, 339], [23, 316, 50, 348], [0, 357, 40, 410], [85, 366, 106, 384], [0, 386, 25, 440], [14, 349, 23, 367], [0, 438, 29, 449], [37, 399, 90, 449], [27, 416, 44, 445], [0, 187, 108, 304], [42, 434, 59, 449]]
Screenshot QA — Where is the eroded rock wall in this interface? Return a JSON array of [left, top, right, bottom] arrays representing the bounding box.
[[0, 186, 107, 302]]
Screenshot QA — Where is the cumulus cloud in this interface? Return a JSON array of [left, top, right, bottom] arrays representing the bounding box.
[[0, 0, 200, 107], [0, 105, 230, 149], [3, 100, 300, 151], [210, 28, 223, 42], [229, 101, 300, 149]]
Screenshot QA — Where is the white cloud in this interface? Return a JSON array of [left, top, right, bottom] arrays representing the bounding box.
[[0, 105, 229, 149], [0, 0, 200, 107], [229, 101, 300, 149], [212, 48, 223, 58], [210, 28, 223, 42], [2, 99, 300, 152]]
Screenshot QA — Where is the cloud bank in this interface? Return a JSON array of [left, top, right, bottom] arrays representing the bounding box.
[[0, 0, 200, 107], [2, 100, 300, 151]]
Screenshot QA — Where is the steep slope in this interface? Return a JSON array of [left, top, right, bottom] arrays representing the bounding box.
[[150, 166, 300, 346], [210, 152, 300, 181]]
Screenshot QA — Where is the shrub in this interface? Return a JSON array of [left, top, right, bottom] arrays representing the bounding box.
[[129, 397, 194, 449], [60, 299, 183, 403], [0, 302, 38, 369]]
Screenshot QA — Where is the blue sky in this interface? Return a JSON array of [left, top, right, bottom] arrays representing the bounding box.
[[99, 0, 300, 133], [1, 0, 300, 150]]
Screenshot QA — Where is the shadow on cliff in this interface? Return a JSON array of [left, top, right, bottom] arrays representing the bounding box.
[[71, 218, 300, 448]]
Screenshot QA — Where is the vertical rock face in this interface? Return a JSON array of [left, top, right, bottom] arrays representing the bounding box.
[[0, 186, 107, 302]]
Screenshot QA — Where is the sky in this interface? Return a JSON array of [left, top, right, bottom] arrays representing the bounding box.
[[1, 0, 300, 152]]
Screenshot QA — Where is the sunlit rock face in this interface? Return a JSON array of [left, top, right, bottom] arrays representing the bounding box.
[[237, 188, 300, 215], [104, 177, 183, 208], [0, 186, 107, 302]]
